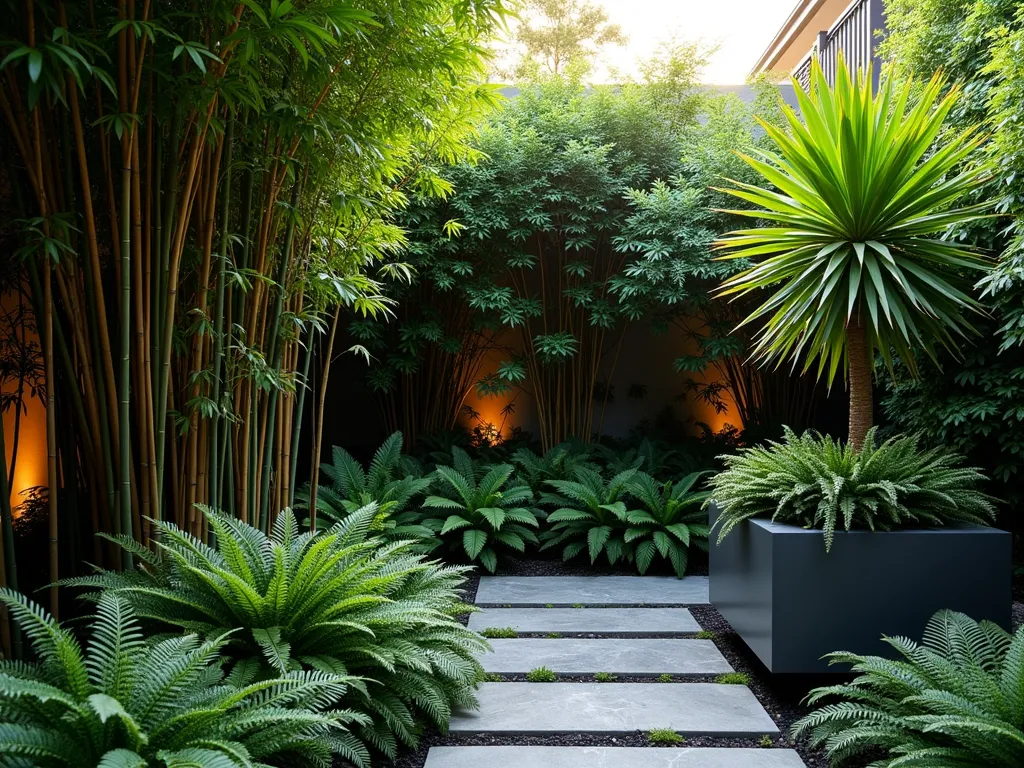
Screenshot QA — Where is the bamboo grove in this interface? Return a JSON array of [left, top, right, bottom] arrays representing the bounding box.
[[0, 0, 510, 635]]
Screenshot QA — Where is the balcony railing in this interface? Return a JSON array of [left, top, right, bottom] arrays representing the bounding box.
[[792, 0, 886, 92]]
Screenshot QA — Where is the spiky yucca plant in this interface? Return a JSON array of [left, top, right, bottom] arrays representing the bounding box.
[[299, 432, 434, 546], [540, 467, 640, 566], [66, 506, 488, 761], [708, 427, 996, 551], [624, 472, 710, 578], [0, 589, 369, 767], [422, 448, 539, 572], [715, 57, 992, 449], [792, 610, 1024, 767]]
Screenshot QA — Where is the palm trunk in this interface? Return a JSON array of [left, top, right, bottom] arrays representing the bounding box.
[[846, 315, 873, 450]]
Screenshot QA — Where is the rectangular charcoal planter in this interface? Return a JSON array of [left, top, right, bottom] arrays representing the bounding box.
[[708, 503, 1012, 674]]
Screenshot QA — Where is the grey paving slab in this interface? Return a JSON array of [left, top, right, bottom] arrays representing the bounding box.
[[475, 576, 710, 606], [469, 607, 702, 635], [481, 638, 732, 676], [450, 683, 779, 736], [425, 746, 807, 768]]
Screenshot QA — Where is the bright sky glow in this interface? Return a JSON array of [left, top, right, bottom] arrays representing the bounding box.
[[499, 0, 798, 85]]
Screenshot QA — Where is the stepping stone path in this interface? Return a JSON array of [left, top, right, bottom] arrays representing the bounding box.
[[469, 606, 702, 635], [426, 575, 808, 768], [482, 638, 732, 676]]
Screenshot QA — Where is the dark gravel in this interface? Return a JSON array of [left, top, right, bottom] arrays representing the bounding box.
[[394, 558, 828, 768]]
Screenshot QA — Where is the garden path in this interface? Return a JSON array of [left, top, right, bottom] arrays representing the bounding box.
[[424, 575, 807, 767]]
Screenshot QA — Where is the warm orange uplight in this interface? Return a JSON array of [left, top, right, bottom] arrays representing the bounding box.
[[2, 397, 47, 516], [1, 293, 48, 515]]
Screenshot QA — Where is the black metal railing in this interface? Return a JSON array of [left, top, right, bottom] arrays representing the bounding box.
[[792, 0, 885, 92]]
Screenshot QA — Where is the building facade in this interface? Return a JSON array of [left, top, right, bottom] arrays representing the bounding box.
[[751, 0, 887, 91]]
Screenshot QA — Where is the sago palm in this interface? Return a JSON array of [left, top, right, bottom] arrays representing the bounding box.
[[0, 589, 368, 767], [65, 506, 488, 762], [715, 57, 993, 448]]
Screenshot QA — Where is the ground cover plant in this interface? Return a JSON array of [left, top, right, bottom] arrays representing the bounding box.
[[647, 729, 685, 745], [66, 507, 487, 762], [421, 448, 540, 572], [0, 589, 369, 767], [793, 610, 1024, 767], [526, 667, 557, 682], [708, 427, 995, 551]]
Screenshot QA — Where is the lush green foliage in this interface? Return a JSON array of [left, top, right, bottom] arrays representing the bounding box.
[[0, 589, 366, 767], [355, 46, 760, 447], [0, 0, 515, 616], [511, 442, 601, 496], [715, 58, 992, 383], [793, 610, 1024, 767], [299, 432, 434, 546], [67, 507, 487, 761], [876, 0, 1024, 510], [708, 428, 996, 551], [879, 345, 1024, 508], [422, 448, 540, 572]]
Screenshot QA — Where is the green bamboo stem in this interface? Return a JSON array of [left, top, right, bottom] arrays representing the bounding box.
[[119, 132, 133, 570], [287, 325, 314, 507], [209, 116, 234, 511], [257, 183, 300, 531]]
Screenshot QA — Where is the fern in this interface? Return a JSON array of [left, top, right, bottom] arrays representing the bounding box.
[[792, 610, 1024, 767], [511, 441, 600, 497], [296, 432, 435, 549], [65, 506, 489, 762], [0, 589, 367, 768], [707, 428, 996, 551], [421, 448, 540, 572]]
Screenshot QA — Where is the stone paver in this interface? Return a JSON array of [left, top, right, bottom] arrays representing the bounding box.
[[450, 683, 779, 736], [424, 747, 807, 768], [475, 576, 709, 606], [482, 638, 732, 676], [469, 607, 701, 635]]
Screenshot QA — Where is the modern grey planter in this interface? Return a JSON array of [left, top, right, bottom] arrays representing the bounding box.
[[708, 504, 1012, 674]]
